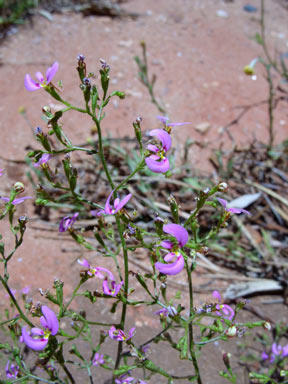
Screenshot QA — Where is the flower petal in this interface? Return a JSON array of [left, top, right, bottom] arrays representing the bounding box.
[[155, 254, 185, 275], [114, 193, 132, 213], [212, 290, 222, 302], [147, 144, 159, 152], [104, 191, 113, 214], [145, 157, 170, 173], [35, 72, 44, 83], [228, 207, 250, 215], [11, 196, 33, 205], [161, 240, 174, 249], [77, 259, 90, 269], [163, 252, 176, 262], [46, 62, 59, 84], [21, 326, 48, 351], [149, 129, 171, 152], [41, 306, 59, 335], [163, 223, 188, 247], [157, 116, 169, 124], [24, 74, 40, 91], [218, 198, 228, 209], [167, 122, 191, 127]]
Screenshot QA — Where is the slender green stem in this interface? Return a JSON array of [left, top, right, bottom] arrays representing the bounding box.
[[185, 260, 202, 384], [63, 279, 85, 313], [91, 108, 130, 380], [0, 276, 34, 327]]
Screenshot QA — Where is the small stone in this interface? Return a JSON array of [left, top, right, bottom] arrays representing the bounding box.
[[195, 122, 211, 134], [216, 9, 229, 18], [118, 40, 133, 47]]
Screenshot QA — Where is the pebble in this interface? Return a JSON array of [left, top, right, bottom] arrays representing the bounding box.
[[195, 122, 211, 134], [216, 10, 229, 18], [243, 5, 258, 13]]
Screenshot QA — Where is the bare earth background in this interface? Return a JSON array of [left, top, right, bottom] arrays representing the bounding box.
[[0, 0, 287, 383]]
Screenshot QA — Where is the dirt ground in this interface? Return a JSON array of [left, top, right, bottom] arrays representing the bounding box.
[[0, 0, 287, 383]]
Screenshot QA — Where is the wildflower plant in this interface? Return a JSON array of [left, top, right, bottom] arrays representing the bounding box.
[[0, 56, 270, 384]]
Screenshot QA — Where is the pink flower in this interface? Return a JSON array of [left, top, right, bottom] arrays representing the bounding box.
[[212, 290, 234, 321], [92, 352, 105, 367], [24, 62, 59, 91], [102, 279, 123, 297], [6, 360, 19, 379], [218, 198, 250, 215], [155, 224, 188, 275], [109, 326, 136, 342], [78, 259, 123, 296], [93, 190, 132, 216], [59, 212, 79, 232], [34, 154, 51, 167], [21, 306, 59, 351], [145, 129, 171, 173], [0, 168, 4, 176]]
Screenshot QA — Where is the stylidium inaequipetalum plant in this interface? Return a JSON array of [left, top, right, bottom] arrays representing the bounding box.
[[0, 56, 272, 384]]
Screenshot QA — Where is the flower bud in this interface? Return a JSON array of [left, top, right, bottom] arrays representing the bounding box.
[[263, 321, 271, 331], [225, 325, 237, 338], [13, 182, 25, 193], [222, 352, 232, 367], [218, 182, 228, 192], [243, 65, 254, 76]]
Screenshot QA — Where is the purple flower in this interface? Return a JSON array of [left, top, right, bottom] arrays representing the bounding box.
[[145, 129, 171, 173], [102, 279, 123, 297], [21, 306, 59, 351], [21, 286, 30, 295], [109, 326, 136, 342], [93, 190, 132, 216], [6, 360, 19, 379], [24, 62, 59, 91], [0, 168, 4, 176], [271, 343, 288, 358], [212, 290, 235, 321], [155, 306, 177, 318], [78, 259, 123, 296], [218, 198, 250, 215], [92, 352, 105, 367], [115, 374, 135, 384], [59, 212, 79, 232], [77, 259, 115, 280], [34, 154, 51, 167], [155, 224, 188, 275], [104, 190, 132, 215], [0, 196, 32, 205], [157, 115, 191, 127]]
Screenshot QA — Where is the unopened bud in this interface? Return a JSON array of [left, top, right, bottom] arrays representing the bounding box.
[[222, 352, 232, 367], [225, 325, 237, 338], [13, 182, 25, 193], [263, 321, 271, 331], [218, 182, 228, 192], [18, 215, 28, 225]]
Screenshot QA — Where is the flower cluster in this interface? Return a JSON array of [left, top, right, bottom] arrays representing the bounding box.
[[21, 306, 59, 351], [155, 223, 188, 275], [78, 259, 123, 297]]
